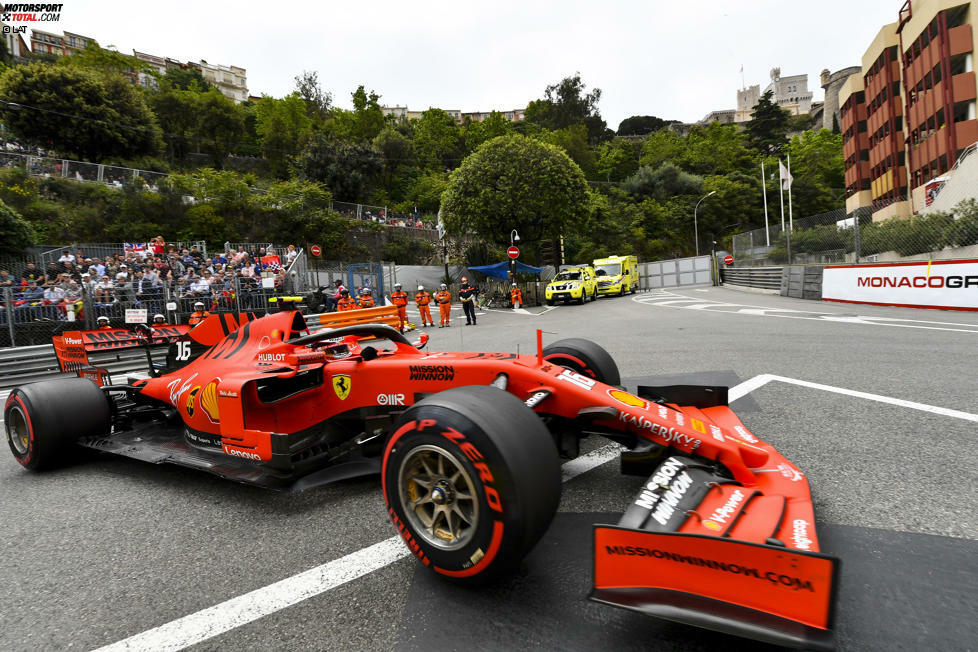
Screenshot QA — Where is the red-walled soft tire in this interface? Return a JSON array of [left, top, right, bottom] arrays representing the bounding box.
[[542, 338, 620, 386], [4, 378, 110, 471], [382, 386, 560, 584]]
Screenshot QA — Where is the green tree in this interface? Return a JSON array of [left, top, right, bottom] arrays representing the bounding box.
[[332, 85, 385, 143], [462, 111, 513, 152], [254, 93, 312, 177], [524, 73, 607, 142], [679, 122, 755, 176], [163, 66, 212, 92], [408, 172, 448, 213], [596, 138, 640, 181], [413, 108, 462, 171], [622, 162, 703, 200], [151, 87, 199, 163], [616, 115, 676, 136], [0, 63, 163, 160], [440, 134, 590, 245], [294, 133, 382, 201], [745, 90, 790, 155], [60, 42, 155, 81], [293, 70, 332, 125], [542, 123, 596, 177], [195, 89, 246, 168], [784, 129, 845, 216], [373, 127, 414, 198], [0, 199, 35, 254], [260, 179, 343, 244], [639, 129, 685, 169]]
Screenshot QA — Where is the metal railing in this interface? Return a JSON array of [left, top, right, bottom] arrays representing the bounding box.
[[732, 199, 978, 266], [721, 267, 784, 290]]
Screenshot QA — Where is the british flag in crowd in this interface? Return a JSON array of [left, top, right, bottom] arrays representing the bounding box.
[[124, 242, 148, 257]]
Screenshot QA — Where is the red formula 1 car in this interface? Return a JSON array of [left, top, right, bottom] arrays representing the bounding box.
[[4, 309, 838, 649]]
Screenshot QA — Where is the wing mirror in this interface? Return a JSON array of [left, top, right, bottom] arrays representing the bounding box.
[[414, 333, 429, 350]]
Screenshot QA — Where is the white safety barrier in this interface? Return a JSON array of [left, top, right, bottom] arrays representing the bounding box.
[[822, 259, 978, 311]]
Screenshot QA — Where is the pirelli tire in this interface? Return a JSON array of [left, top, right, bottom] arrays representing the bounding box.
[[382, 385, 561, 584], [4, 378, 111, 471], [542, 337, 621, 386]]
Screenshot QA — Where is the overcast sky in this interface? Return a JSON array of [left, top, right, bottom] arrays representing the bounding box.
[[45, 0, 899, 129]]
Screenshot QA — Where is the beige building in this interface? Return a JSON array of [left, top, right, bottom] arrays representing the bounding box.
[[734, 68, 814, 122], [841, 0, 978, 220], [133, 50, 166, 89], [382, 105, 526, 123], [198, 60, 249, 103], [29, 29, 64, 56]]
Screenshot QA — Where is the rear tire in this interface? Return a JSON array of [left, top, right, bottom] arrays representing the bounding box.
[[4, 378, 111, 471], [546, 299, 554, 306], [383, 386, 560, 583], [542, 338, 620, 386]]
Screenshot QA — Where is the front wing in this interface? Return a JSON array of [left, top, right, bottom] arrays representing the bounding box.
[[591, 526, 838, 650]]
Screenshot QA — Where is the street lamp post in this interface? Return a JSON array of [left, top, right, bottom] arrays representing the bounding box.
[[509, 229, 520, 281], [693, 191, 717, 257]]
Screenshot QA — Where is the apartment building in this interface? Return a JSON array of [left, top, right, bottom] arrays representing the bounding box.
[[382, 106, 526, 123], [842, 1, 978, 218], [29, 29, 64, 56], [199, 60, 248, 103]]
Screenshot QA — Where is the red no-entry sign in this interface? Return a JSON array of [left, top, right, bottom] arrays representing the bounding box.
[[507, 246, 520, 259], [723, 255, 734, 265], [310, 245, 322, 257]]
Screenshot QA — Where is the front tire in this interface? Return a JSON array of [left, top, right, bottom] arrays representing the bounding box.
[[542, 338, 620, 386], [4, 378, 111, 471], [383, 386, 560, 583]]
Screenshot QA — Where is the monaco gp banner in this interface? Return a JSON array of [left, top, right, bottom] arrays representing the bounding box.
[[822, 260, 978, 311]]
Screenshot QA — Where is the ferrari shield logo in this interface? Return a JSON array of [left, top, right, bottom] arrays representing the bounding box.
[[332, 374, 351, 400]]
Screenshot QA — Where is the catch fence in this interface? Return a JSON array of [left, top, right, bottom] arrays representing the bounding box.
[[731, 199, 978, 266]]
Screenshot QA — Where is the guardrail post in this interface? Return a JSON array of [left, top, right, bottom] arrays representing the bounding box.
[[97, 165, 104, 182], [4, 287, 15, 347], [82, 286, 95, 329]]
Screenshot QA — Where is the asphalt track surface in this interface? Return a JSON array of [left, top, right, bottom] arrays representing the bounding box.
[[2, 286, 976, 651]]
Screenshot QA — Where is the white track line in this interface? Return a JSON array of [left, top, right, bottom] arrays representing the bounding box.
[[728, 374, 978, 423], [93, 444, 623, 652]]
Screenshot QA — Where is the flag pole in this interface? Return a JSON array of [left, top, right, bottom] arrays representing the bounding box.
[[787, 153, 794, 232], [779, 160, 785, 232], [761, 161, 770, 246]]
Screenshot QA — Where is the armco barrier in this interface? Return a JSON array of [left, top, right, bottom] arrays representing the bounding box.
[[720, 267, 784, 290]]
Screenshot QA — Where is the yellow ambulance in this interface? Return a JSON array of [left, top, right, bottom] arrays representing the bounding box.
[[593, 255, 639, 296]]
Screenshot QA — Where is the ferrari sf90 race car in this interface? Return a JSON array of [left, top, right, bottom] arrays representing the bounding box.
[[4, 308, 838, 649]]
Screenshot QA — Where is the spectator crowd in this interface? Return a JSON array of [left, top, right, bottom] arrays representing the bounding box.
[[0, 239, 302, 326]]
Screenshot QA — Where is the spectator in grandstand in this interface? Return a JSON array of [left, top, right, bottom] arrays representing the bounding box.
[[189, 246, 204, 262], [43, 281, 65, 304], [285, 245, 298, 265], [95, 275, 115, 303], [0, 268, 15, 287], [21, 280, 45, 303], [58, 251, 76, 266], [79, 272, 95, 295], [168, 254, 185, 278], [151, 236, 166, 256], [232, 246, 247, 265], [63, 261, 81, 282], [186, 272, 211, 297], [21, 262, 45, 285]]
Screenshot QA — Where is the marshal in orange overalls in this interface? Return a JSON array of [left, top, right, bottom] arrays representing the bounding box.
[[510, 285, 523, 309], [337, 295, 357, 311], [358, 292, 375, 308], [415, 287, 433, 327], [435, 288, 452, 327], [390, 286, 409, 331]]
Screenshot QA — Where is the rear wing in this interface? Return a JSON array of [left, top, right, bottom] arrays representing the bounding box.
[[52, 325, 192, 385]]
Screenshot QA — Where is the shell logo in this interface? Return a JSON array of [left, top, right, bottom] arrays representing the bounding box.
[[200, 379, 221, 424], [703, 520, 722, 531], [607, 389, 648, 410], [186, 386, 200, 417]]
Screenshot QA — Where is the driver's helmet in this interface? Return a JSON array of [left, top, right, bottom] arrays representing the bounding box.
[[193, 301, 204, 310], [96, 316, 110, 324], [153, 314, 165, 323], [340, 289, 349, 297], [440, 283, 447, 290], [360, 287, 371, 295]]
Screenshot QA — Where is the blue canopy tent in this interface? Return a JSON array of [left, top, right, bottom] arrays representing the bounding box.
[[467, 260, 545, 279]]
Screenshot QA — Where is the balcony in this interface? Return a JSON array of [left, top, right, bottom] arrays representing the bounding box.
[[949, 24, 973, 57], [952, 72, 977, 102], [956, 120, 978, 149]]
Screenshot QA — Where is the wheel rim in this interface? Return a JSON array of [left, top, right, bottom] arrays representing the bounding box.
[[6, 406, 30, 456], [398, 444, 479, 551]]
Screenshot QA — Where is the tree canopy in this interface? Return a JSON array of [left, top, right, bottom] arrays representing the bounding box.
[[0, 63, 163, 160], [440, 134, 590, 250]]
